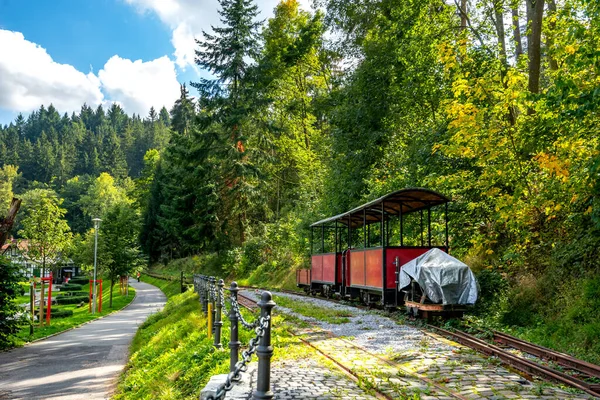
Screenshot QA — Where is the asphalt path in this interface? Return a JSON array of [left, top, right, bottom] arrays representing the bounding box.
[[0, 280, 166, 400]]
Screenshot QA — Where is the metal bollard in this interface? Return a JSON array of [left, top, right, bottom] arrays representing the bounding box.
[[199, 275, 205, 305], [202, 276, 208, 315], [213, 279, 224, 349], [228, 282, 241, 378], [207, 302, 213, 339], [253, 291, 276, 400], [210, 277, 217, 332]]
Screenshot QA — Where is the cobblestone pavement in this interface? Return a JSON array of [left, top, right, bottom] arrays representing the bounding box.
[[297, 328, 594, 400], [229, 290, 596, 400], [225, 357, 378, 399]]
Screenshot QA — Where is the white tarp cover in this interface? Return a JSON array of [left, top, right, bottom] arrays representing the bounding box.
[[399, 248, 478, 305]]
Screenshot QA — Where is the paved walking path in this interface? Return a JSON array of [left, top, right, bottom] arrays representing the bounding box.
[[0, 280, 166, 400]]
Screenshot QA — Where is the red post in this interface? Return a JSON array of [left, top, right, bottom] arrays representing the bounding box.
[[46, 272, 52, 325], [98, 280, 103, 313]]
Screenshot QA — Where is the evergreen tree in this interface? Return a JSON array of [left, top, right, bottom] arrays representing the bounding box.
[[170, 84, 195, 137], [192, 0, 263, 245]]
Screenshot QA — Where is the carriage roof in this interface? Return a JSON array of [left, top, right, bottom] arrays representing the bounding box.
[[310, 187, 450, 229]]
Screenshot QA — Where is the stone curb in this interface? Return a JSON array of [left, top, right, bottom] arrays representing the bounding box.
[[24, 287, 138, 346]]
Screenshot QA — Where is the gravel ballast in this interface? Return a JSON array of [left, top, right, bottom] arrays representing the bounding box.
[[240, 289, 453, 354]]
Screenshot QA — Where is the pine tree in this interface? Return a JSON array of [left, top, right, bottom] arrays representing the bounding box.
[[192, 0, 263, 245], [170, 84, 195, 137]]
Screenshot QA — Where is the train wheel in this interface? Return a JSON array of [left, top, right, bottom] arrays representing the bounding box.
[[360, 291, 369, 305]]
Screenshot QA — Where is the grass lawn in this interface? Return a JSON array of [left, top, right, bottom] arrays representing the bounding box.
[[141, 274, 184, 299], [12, 279, 136, 345], [114, 288, 314, 399]]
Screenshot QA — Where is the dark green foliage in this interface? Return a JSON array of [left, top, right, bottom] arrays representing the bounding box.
[[60, 284, 83, 292], [66, 278, 89, 286], [0, 103, 172, 186], [56, 296, 89, 305], [57, 291, 87, 297], [49, 308, 74, 318], [0, 257, 24, 349], [470, 269, 508, 316]]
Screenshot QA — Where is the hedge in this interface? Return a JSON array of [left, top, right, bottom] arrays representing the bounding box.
[[50, 308, 74, 318], [67, 278, 89, 285], [57, 291, 88, 297], [60, 284, 82, 291], [56, 296, 89, 305]]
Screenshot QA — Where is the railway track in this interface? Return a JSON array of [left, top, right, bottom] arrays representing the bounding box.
[[491, 330, 600, 380], [428, 325, 600, 398], [238, 290, 467, 399], [240, 287, 600, 398]]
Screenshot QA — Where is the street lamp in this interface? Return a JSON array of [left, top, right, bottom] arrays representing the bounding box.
[[92, 218, 102, 314]]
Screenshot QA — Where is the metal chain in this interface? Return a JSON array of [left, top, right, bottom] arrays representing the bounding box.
[[219, 285, 226, 308], [230, 294, 260, 330], [205, 315, 271, 400], [209, 279, 216, 302]]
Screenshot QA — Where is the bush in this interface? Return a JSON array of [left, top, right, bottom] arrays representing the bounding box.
[[60, 284, 82, 291], [471, 268, 508, 316], [56, 296, 89, 305], [67, 278, 89, 285], [501, 275, 544, 327], [0, 257, 23, 349], [57, 291, 87, 297], [50, 308, 73, 318]]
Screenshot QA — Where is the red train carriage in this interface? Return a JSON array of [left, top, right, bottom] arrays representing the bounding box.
[[297, 188, 451, 307]]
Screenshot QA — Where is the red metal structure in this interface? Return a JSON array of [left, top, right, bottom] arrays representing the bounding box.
[[298, 188, 450, 307], [88, 279, 103, 313], [41, 272, 53, 325]]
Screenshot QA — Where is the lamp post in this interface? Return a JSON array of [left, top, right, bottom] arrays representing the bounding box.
[[92, 218, 102, 314]]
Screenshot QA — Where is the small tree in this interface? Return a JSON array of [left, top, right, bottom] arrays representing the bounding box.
[[100, 202, 143, 307], [19, 189, 72, 323], [19, 189, 72, 276]]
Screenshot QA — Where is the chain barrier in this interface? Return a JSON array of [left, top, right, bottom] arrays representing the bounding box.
[[205, 314, 271, 400], [219, 285, 226, 308], [229, 294, 260, 330]]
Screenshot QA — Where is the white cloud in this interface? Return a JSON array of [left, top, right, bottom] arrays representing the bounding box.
[[98, 55, 180, 116], [124, 0, 313, 71], [172, 22, 197, 70], [0, 29, 104, 114], [0, 29, 181, 118]]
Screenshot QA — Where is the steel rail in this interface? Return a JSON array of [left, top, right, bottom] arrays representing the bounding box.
[[492, 330, 600, 380], [428, 325, 600, 398], [236, 292, 259, 310], [296, 335, 393, 400]]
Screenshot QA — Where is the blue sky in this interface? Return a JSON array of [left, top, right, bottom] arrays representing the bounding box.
[[0, 0, 309, 125]]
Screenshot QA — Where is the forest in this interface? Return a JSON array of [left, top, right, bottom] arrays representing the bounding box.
[[1, 0, 599, 359]]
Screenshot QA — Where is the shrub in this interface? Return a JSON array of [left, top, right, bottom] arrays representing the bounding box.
[[60, 284, 82, 291], [50, 308, 73, 318], [501, 275, 543, 327], [67, 278, 89, 285], [0, 257, 23, 349], [56, 296, 89, 305], [57, 291, 87, 297], [471, 268, 508, 316]]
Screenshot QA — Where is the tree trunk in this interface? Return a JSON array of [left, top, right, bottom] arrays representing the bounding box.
[[460, 0, 468, 31], [526, 0, 545, 93], [493, 0, 508, 65], [547, 0, 558, 71], [512, 2, 524, 60], [0, 198, 22, 245]]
